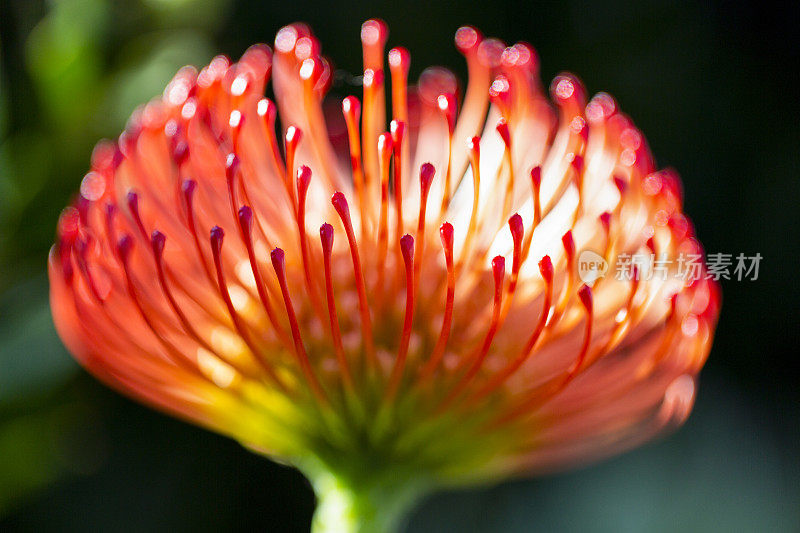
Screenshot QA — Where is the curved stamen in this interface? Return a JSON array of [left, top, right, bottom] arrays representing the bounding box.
[[116, 234, 201, 376], [331, 192, 377, 368], [209, 226, 288, 391], [181, 179, 216, 287], [361, 19, 388, 187], [469, 255, 554, 403], [500, 213, 525, 321], [388, 47, 410, 125], [414, 163, 435, 281], [236, 206, 290, 346], [521, 166, 542, 262], [295, 166, 325, 319], [284, 126, 302, 207], [151, 230, 258, 381], [319, 223, 354, 390], [488, 283, 593, 429], [437, 255, 505, 410], [125, 191, 149, 242], [376, 132, 393, 297], [256, 98, 286, 177], [342, 96, 368, 234], [496, 119, 515, 218], [461, 136, 481, 263], [390, 120, 406, 241], [270, 248, 328, 404], [550, 230, 576, 326], [418, 222, 455, 381], [225, 153, 242, 225], [559, 284, 594, 388], [437, 93, 456, 213], [385, 234, 415, 401]]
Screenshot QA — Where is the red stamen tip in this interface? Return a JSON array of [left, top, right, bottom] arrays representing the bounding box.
[[361, 19, 388, 47], [508, 213, 523, 244], [229, 109, 244, 130], [150, 230, 166, 257], [299, 57, 323, 84], [492, 256, 506, 285], [388, 47, 410, 75], [270, 247, 285, 270], [613, 175, 627, 196], [578, 284, 593, 312], [331, 190, 349, 217], [562, 230, 575, 259], [496, 118, 511, 147], [257, 98, 277, 123], [126, 190, 139, 214], [363, 68, 384, 88], [489, 75, 512, 115], [501, 42, 538, 71], [117, 234, 134, 261], [210, 226, 225, 251], [646, 236, 657, 254], [390, 120, 405, 149], [585, 92, 617, 123], [378, 132, 393, 159], [181, 178, 197, 200], [455, 26, 482, 55], [468, 136, 481, 157], [530, 166, 542, 188], [238, 205, 253, 233], [570, 154, 584, 174], [551, 74, 585, 104], [539, 255, 554, 283], [172, 141, 189, 167], [57, 206, 80, 242], [478, 38, 505, 69], [440, 222, 454, 249], [285, 125, 302, 147], [320, 222, 334, 252], [400, 234, 415, 262], [668, 292, 679, 321], [599, 211, 611, 232], [420, 162, 436, 194], [225, 153, 240, 181], [437, 93, 456, 135], [342, 95, 361, 121], [297, 165, 312, 195]]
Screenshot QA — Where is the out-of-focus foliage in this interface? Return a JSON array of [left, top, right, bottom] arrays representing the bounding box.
[[0, 0, 224, 517], [0, 0, 222, 292]]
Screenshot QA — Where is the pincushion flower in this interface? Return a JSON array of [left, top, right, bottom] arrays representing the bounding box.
[[49, 20, 720, 532]]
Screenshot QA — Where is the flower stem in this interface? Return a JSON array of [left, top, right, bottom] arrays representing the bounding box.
[[307, 466, 426, 533]]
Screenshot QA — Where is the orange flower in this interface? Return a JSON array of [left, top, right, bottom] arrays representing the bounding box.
[[49, 20, 720, 532]]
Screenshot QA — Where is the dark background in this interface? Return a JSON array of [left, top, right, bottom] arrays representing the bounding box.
[[0, 0, 797, 531]]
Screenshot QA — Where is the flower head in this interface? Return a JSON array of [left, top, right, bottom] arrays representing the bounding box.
[[50, 19, 719, 527]]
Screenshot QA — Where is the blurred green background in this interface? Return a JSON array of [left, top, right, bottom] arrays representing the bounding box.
[[0, 0, 797, 531]]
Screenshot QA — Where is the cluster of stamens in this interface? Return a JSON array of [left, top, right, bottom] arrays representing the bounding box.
[[50, 20, 719, 478]]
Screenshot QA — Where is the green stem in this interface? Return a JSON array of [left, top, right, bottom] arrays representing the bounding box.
[[307, 467, 426, 533]]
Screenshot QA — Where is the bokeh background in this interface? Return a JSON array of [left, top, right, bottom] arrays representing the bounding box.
[[1, 0, 797, 531]]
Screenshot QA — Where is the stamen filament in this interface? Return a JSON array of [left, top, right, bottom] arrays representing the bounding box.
[[270, 247, 328, 404], [342, 96, 368, 234], [418, 222, 455, 381], [438, 255, 505, 410], [385, 234, 415, 401], [331, 192, 377, 368], [319, 223, 354, 390], [209, 227, 288, 391]]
